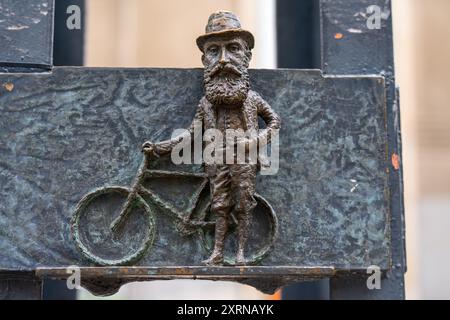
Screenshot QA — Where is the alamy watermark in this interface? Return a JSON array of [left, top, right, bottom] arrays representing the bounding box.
[[66, 265, 81, 290], [366, 5, 391, 30], [166, 121, 280, 175], [366, 265, 381, 290], [66, 5, 81, 30]]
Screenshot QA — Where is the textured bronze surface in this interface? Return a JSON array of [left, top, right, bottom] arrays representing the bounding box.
[[0, 67, 389, 271]]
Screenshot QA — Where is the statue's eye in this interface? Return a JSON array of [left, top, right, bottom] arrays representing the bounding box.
[[207, 46, 219, 55], [228, 44, 241, 53]]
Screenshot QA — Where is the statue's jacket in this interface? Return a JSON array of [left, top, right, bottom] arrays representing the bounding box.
[[155, 90, 281, 176]]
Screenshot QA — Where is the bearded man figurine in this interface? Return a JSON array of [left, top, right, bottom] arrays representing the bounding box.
[[142, 11, 281, 266]]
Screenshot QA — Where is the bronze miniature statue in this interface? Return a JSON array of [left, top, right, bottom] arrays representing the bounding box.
[[71, 11, 280, 267], [142, 11, 281, 266]]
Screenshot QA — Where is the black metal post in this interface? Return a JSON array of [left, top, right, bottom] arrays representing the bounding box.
[[53, 0, 85, 66], [320, 0, 406, 299]]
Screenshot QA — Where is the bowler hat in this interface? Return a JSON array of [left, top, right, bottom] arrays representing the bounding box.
[[196, 11, 255, 51]]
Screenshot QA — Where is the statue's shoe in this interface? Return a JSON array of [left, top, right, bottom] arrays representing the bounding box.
[[201, 254, 224, 266], [235, 254, 247, 266]]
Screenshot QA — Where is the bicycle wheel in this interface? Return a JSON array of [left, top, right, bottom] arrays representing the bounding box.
[[199, 193, 278, 266], [71, 186, 156, 266]]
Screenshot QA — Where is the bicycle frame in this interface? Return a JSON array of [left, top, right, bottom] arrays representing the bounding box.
[[110, 153, 210, 233], [72, 153, 278, 266]]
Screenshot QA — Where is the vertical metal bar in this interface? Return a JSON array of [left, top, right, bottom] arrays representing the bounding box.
[[53, 0, 85, 66], [320, 0, 406, 299], [276, 0, 321, 69]]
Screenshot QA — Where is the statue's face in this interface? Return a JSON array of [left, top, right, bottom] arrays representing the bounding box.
[[202, 37, 252, 105], [202, 37, 250, 69]]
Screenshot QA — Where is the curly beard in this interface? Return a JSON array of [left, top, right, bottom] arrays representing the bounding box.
[[203, 62, 250, 105]]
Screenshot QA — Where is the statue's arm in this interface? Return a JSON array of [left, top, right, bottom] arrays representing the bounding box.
[[143, 102, 204, 156], [256, 95, 281, 146]]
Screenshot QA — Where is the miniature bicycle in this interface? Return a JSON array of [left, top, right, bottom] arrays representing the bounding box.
[[71, 150, 278, 266]]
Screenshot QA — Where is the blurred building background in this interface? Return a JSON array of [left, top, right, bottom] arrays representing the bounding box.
[[84, 0, 276, 69], [49, 0, 450, 299], [393, 0, 450, 300]]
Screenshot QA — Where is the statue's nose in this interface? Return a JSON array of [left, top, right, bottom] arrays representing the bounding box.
[[219, 47, 229, 65]]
